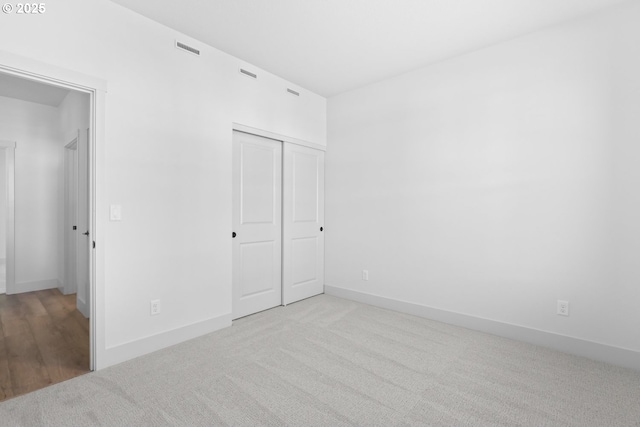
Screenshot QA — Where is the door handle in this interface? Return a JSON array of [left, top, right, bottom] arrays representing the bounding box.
[[83, 231, 89, 236], [232, 232, 237, 238], [320, 227, 323, 232]]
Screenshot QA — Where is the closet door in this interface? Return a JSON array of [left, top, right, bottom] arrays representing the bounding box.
[[283, 143, 325, 305], [232, 131, 282, 319]]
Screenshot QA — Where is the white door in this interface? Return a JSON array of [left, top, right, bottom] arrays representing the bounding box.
[[232, 131, 282, 319], [0, 149, 6, 294], [76, 128, 90, 318], [63, 135, 78, 295], [283, 143, 325, 305]]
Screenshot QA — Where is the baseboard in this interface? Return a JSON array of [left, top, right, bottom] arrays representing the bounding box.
[[99, 313, 232, 369], [76, 295, 89, 318], [13, 278, 60, 294], [324, 285, 640, 372], [58, 284, 74, 295]]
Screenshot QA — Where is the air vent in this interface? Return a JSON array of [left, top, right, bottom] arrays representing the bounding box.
[[239, 68, 257, 79], [287, 88, 300, 97], [175, 41, 200, 56]]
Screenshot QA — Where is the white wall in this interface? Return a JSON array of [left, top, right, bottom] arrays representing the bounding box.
[[326, 2, 640, 356], [0, 96, 60, 290], [0, 0, 326, 368], [59, 91, 89, 136]]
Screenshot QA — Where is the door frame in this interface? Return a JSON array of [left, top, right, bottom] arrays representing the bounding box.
[[0, 141, 15, 295], [232, 123, 326, 152], [0, 50, 106, 370]]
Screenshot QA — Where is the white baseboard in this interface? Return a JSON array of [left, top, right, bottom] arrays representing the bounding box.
[[99, 313, 232, 369], [324, 285, 640, 372], [13, 278, 61, 294], [77, 295, 89, 318], [58, 284, 74, 295]]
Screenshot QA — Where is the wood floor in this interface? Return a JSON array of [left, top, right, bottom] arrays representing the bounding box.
[[0, 289, 90, 402]]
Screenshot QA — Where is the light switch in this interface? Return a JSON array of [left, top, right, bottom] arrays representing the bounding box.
[[110, 204, 122, 221]]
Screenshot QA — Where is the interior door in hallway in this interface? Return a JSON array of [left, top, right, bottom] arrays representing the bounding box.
[[232, 131, 282, 319], [63, 135, 78, 296], [76, 128, 90, 318], [283, 143, 324, 305]]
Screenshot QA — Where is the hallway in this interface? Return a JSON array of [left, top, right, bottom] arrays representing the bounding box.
[[0, 289, 89, 401]]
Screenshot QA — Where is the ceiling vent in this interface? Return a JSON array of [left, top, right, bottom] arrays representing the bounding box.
[[175, 41, 200, 56], [287, 88, 300, 97], [239, 68, 257, 79]]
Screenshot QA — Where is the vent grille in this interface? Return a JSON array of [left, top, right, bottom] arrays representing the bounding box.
[[239, 68, 257, 79], [175, 41, 200, 56], [287, 88, 300, 97]]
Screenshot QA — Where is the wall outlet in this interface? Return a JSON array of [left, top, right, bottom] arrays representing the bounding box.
[[557, 300, 569, 316], [151, 299, 161, 316], [110, 204, 122, 221], [362, 270, 369, 281]]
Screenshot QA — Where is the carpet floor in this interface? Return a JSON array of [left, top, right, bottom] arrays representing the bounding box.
[[0, 294, 639, 426]]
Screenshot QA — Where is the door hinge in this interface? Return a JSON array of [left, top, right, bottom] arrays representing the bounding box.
[[73, 226, 77, 230], [93, 241, 96, 249]]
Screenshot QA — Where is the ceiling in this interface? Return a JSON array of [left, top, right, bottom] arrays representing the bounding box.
[[110, 0, 631, 97], [0, 73, 70, 107]]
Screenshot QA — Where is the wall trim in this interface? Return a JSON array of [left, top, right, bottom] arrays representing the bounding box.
[[233, 123, 326, 152], [324, 285, 640, 372], [15, 278, 60, 294], [0, 50, 107, 93], [101, 313, 232, 369]]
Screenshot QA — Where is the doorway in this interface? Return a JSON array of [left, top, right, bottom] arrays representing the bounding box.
[[0, 70, 93, 401]]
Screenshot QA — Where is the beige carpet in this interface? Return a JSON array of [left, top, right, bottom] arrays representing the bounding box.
[[1, 294, 639, 426]]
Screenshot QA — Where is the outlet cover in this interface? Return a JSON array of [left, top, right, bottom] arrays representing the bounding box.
[[110, 204, 122, 221], [151, 299, 161, 316], [362, 270, 369, 281], [557, 300, 569, 316]]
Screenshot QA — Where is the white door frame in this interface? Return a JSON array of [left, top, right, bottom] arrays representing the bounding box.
[[0, 50, 106, 370], [0, 141, 15, 295]]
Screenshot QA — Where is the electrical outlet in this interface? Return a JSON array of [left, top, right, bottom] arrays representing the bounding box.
[[110, 204, 122, 221], [151, 299, 161, 316], [362, 270, 369, 281], [557, 300, 569, 316]]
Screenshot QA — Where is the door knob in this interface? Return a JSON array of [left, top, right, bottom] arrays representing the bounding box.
[[232, 232, 237, 238], [320, 227, 323, 232], [83, 231, 89, 236]]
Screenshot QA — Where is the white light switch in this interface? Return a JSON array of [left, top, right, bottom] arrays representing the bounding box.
[[110, 204, 122, 221]]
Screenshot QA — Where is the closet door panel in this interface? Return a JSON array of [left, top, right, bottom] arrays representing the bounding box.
[[283, 143, 324, 305], [232, 131, 282, 319]]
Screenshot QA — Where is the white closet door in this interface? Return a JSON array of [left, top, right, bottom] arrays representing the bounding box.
[[232, 131, 282, 319], [283, 143, 325, 305]]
